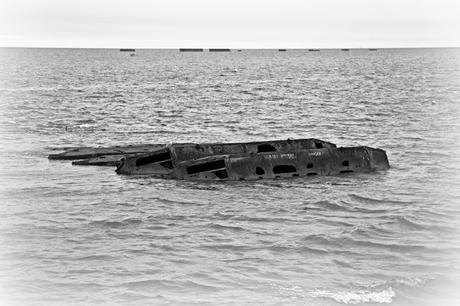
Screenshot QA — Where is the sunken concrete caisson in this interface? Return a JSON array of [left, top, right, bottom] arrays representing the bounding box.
[[115, 138, 337, 175], [170, 146, 390, 181], [48, 138, 390, 181]]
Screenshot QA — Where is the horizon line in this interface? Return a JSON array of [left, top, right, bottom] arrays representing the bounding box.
[[1, 45, 459, 50]]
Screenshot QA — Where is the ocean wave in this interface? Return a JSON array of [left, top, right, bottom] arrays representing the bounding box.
[[312, 200, 351, 212], [212, 212, 235, 219], [383, 215, 426, 230], [309, 287, 394, 304], [348, 194, 413, 205], [123, 279, 179, 290], [341, 237, 431, 252], [361, 276, 431, 289], [74, 254, 116, 261], [231, 216, 295, 223], [89, 218, 143, 228], [123, 279, 220, 292], [349, 206, 393, 214], [346, 224, 394, 236], [198, 243, 253, 252], [306, 199, 395, 214], [300, 234, 333, 245], [207, 223, 246, 232], [299, 246, 329, 254]]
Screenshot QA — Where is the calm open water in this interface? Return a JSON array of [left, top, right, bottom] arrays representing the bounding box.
[[1, 48, 460, 305]]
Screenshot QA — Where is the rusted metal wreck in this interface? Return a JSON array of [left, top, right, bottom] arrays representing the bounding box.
[[48, 138, 390, 181], [170, 146, 389, 181], [115, 138, 337, 175]]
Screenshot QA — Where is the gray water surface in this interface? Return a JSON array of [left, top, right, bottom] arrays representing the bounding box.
[[1, 48, 460, 305]]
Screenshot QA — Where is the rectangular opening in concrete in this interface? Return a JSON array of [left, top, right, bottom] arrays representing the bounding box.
[[136, 150, 172, 167], [273, 165, 297, 174], [257, 144, 277, 152], [187, 159, 226, 175]]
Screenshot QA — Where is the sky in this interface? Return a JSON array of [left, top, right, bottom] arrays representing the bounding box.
[[0, 0, 459, 48]]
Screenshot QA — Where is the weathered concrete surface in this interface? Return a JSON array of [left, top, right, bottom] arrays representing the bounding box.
[[48, 144, 165, 160], [115, 139, 337, 175], [170, 146, 389, 181]]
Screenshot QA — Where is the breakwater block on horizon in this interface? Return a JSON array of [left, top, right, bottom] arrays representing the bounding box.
[[120, 49, 135, 52], [209, 49, 231, 52], [278, 49, 287, 52], [179, 48, 204, 52], [341, 49, 350, 51], [308, 49, 320, 52]]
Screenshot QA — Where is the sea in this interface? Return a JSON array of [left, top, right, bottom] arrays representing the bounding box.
[[0, 48, 459, 305]]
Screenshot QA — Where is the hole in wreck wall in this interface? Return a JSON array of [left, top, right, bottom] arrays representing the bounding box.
[[340, 170, 353, 173], [307, 172, 318, 176], [136, 150, 172, 167], [255, 167, 265, 175], [159, 161, 174, 169], [273, 165, 297, 174], [257, 144, 277, 153], [213, 169, 228, 179], [342, 160, 350, 167], [315, 142, 323, 149], [307, 163, 313, 168]]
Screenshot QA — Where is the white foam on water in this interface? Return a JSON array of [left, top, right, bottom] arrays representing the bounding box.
[[308, 287, 395, 304], [392, 277, 427, 287], [355, 276, 431, 290]]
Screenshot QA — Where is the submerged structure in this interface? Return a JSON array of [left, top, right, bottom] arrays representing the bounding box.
[[171, 147, 389, 181], [48, 138, 390, 181], [115, 139, 336, 175]]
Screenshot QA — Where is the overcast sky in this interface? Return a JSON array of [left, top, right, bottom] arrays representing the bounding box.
[[1, 0, 459, 48]]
